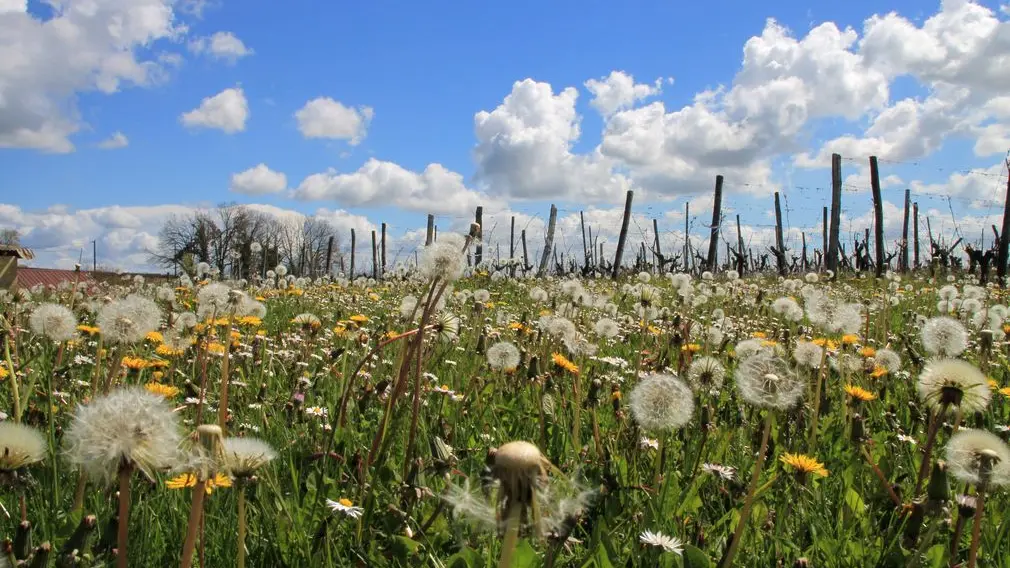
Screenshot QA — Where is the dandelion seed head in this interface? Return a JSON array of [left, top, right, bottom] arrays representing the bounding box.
[[945, 429, 1010, 486], [28, 303, 77, 342], [687, 356, 726, 394], [96, 295, 162, 345], [736, 352, 805, 410], [916, 359, 990, 413], [921, 316, 968, 357], [0, 423, 47, 471], [486, 341, 521, 371]]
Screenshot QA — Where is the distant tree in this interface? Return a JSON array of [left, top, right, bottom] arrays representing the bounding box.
[[0, 228, 20, 246]]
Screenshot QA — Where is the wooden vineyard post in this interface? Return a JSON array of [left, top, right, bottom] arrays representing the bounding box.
[[580, 211, 589, 269], [474, 206, 483, 267], [901, 189, 910, 273], [521, 229, 530, 272], [325, 235, 334, 276], [997, 156, 1010, 286], [827, 153, 843, 276], [774, 191, 786, 276], [371, 230, 378, 279], [913, 202, 920, 269], [869, 156, 885, 278], [509, 216, 516, 277], [425, 214, 435, 246], [381, 222, 387, 278], [612, 190, 634, 279], [538, 205, 557, 277], [736, 214, 745, 275], [349, 229, 356, 278], [707, 175, 723, 272], [653, 218, 662, 272]]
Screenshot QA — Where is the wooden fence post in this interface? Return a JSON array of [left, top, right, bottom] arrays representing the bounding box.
[[612, 190, 634, 279], [425, 214, 434, 246], [474, 206, 483, 266], [653, 218, 662, 272], [371, 230, 378, 279], [827, 153, 843, 275], [869, 156, 885, 278], [901, 189, 910, 272], [349, 229, 356, 278], [538, 205, 558, 277], [707, 175, 723, 272], [774, 191, 786, 276], [325, 235, 334, 276], [997, 158, 1010, 285], [913, 202, 920, 269]]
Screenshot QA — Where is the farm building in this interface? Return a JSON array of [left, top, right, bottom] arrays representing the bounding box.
[[1, 246, 96, 291]]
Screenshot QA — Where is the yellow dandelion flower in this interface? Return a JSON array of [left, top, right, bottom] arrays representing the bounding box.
[[145, 331, 164, 344], [155, 344, 185, 357], [349, 314, 370, 324], [760, 340, 779, 347], [841, 334, 860, 345], [999, 386, 1010, 398], [859, 346, 876, 358], [77, 325, 100, 336], [237, 316, 262, 327], [206, 342, 227, 356], [539, 309, 552, 317], [681, 343, 701, 353], [0, 365, 8, 380], [508, 322, 524, 331], [165, 472, 232, 494], [121, 356, 149, 371], [870, 365, 888, 378], [780, 453, 829, 477], [647, 325, 663, 336], [811, 338, 838, 350], [752, 331, 768, 339], [844, 384, 877, 402], [145, 382, 180, 398], [551, 352, 579, 375]]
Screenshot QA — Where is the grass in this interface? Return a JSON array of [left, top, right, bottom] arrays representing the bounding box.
[[1, 265, 1010, 567]]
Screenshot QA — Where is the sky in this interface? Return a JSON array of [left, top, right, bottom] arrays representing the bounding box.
[[2, 0, 1009, 272]]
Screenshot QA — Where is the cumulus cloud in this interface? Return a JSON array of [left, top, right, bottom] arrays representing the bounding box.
[[585, 71, 663, 116], [180, 87, 249, 133], [0, 0, 187, 153], [473, 79, 633, 202], [230, 164, 287, 195], [188, 31, 253, 63], [97, 132, 129, 150], [295, 97, 373, 144], [292, 158, 498, 215]]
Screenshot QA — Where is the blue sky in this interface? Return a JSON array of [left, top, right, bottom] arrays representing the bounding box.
[[1, 0, 1008, 270]]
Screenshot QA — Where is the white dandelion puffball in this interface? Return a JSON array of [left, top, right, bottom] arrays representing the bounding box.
[[419, 235, 467, 283], [916, 359, 990, 414], [64, 387, 183, 483], [96, 295, 162, 345], [628, 373, 695, 433], [29, 303, 78, 342], [486, 341, 521, 371], [222, 437, 278, 478], [945, 429, 1010, 486], [687, 356, 726, 394], [735, 352, 805, 410], [0, 423, 47, 471], [920, 316, 968, 358]]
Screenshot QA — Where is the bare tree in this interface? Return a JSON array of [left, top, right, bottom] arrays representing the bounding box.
[[0, 228, 19, 246]]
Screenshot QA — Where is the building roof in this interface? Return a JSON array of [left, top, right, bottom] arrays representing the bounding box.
[[16, 267, 94, 289], [0, 245, 34, 260]]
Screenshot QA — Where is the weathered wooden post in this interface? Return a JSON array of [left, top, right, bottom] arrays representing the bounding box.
[[425, 214, 435, 246], [869, 156, 885, 278], [901, 189, 910, 273], [612, 190, 634, 279], [683, 202, 690, 269], [521, 229, 529, 271], [349, 229, 356, 278], [325, 235, 334, 276], [822, 206, 828, 266], [653, 218, 662, 272], [997, 158, 1010, 285], [827, 153, 843, 275], [474, 206, 483, 266], [580, 211, 589, 269], [736, 214, 745, 275], [371, 230, 378, 279], [801, 233, 807, 271], [538, 205, 558, 277], [381, 222, 387, 278], [509, 216, 516, 277], [913, 202, 920, 269], [707, 175, 723, 272], [774, 191, 786, 276]]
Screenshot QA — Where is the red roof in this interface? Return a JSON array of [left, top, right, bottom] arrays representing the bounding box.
[[16, 267, 95, 290]]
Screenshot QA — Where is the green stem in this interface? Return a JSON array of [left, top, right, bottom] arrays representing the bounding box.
[[237, 486, 247, 568], [498, 506, 521, 568], [719, 412, 773, 568], [116, 463, 133, 568]]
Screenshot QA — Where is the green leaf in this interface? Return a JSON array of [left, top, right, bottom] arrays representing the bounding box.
[[389, 535, 423, 558], [683, 545, 712, 568], [512, 540, 540, 568], [445, 546, 483, 568]]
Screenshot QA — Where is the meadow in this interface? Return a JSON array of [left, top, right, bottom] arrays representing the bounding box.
[[2, 229, 1009, 567]]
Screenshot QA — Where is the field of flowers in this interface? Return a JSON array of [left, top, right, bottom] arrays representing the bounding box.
[[2, 229, 1010, 567]]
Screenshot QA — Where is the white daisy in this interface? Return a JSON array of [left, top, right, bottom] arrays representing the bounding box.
[[326, 498, 364, 519], [639, 530, 684, 554]]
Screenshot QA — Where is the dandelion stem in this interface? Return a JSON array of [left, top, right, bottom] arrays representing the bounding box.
[[217, 343, 230, 434], [497, 505, 521, 568], [807, 346, 828, 449], [719, 411, 773, 568], [914, 404, 948, 497], [4, 335, 21, 424], [237, 486, 247, 568], [860, 445, 901, 507], [179, 479, 208, 568], [967, 486, 986, 568], [116, 462, 133, 568]]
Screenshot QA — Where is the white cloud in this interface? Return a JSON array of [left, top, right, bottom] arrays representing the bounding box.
[[0, 0, 186, 152], [97, 132, 129, 150], [180, 87, 249, 133], [230, 164, 287, 195], [295, 97, 373, 144], [293, 158, 497, 215], [189, 31, 253, 63], [473, 79, 633, 202], [584, 71, 662, 116]]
